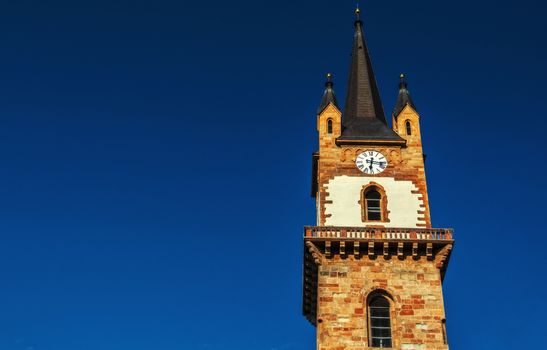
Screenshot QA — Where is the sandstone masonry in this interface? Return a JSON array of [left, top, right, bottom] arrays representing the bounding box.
[[302, 8, 453, 350]]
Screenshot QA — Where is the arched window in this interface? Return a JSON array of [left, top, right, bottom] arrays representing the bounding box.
[[405, 120, 412, 135], [327, 119, 333, 134], [360, 184, 389, 223], [369, 295, 392, 348], [365, 189, 382, 221]]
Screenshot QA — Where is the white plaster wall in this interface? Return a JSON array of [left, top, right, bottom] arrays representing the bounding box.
[[324, 176, 423, 228]]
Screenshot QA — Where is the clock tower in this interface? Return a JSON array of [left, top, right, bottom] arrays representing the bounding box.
[[303, 7, 454, 350]]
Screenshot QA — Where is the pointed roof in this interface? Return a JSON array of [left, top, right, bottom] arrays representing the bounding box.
[[393, 73, 417, 117], [338, 8, 403, 142], [317, 73, 339, 114]]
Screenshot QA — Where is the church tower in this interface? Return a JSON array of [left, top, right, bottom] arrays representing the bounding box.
[[302, 8, 454, 350]]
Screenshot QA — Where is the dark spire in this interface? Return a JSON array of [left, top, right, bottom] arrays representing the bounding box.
[[393, 73, 417, 117], [339, 6, 403, 142], [317, 73, 339, 114]]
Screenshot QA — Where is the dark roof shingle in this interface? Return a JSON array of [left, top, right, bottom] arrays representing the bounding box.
[[340, 12, 403, 142], [317, 74, 339, 114], [393, 74, 417, 117]]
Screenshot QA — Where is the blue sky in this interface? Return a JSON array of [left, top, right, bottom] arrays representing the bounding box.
[[0, 1, 546, 349]]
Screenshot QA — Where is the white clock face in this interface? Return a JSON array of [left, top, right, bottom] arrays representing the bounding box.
[[355, 150, 388, 174]]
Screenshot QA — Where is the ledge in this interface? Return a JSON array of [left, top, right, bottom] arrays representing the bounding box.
[[305, 226, 453, 241], [302, 226, 454, 326], [335, 138, 407, 146]]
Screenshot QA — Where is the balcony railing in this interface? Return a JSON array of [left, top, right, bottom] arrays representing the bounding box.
[[304, 226, 453, 241]]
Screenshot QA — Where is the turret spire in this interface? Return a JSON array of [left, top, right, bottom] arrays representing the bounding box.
[[393, 73, 417, 117], [317, 73, 339, 114], [339, 8, 403, 142]]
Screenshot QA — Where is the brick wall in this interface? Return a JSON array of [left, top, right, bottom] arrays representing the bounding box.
[[316, 255, 448, 350], [315, 103, 431, 228]]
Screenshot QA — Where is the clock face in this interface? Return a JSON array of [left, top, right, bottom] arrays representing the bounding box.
[[355, 150, 388, 174]]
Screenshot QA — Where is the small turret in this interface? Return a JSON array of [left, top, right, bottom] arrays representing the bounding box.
[[393, 73, 417, 118], [317, 73, 339, 114]]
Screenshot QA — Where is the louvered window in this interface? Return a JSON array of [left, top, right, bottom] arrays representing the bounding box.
[[365, 190, 382, 221], [405, 120, 412, 135]]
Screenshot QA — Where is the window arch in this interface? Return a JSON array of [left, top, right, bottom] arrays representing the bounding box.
[[327, 119, 333, 134], [368, 294, 393, 348], [360, 184, 389, 222], [405, 120, 412, 135]]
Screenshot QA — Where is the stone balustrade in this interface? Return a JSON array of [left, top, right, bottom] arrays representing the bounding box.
[[304, 226, 453, 241]]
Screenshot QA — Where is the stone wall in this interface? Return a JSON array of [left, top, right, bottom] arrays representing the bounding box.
[[316, 255, 448, 350], [315, 103, 431, 228]]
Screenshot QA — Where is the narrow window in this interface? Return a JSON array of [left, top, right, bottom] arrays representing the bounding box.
[[327, 119, 333, 134], [365, 190, 382, 221], [405, 120, 412, 135], [369, 296, 392, 348]]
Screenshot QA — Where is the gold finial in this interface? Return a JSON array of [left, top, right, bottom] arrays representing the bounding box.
[[326, 73, 333, 86], [399, 73, 407, 88], [355, 5, 361, 17]]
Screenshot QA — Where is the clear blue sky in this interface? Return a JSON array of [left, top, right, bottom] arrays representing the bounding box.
[[0, 1, 546, 349]]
